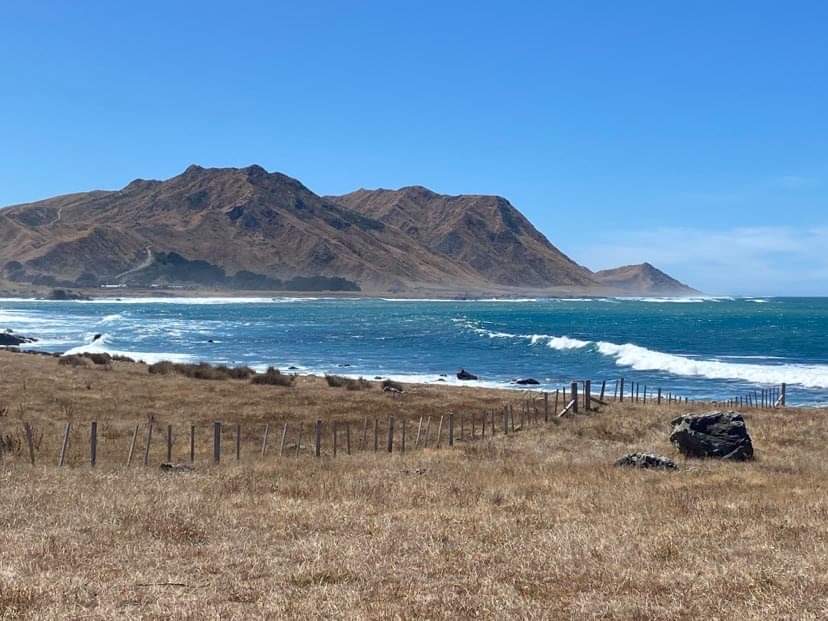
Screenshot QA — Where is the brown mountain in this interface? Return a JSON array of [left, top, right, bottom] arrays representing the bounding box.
[[594, 263, 699, 295], [0, 165, 697, 296], [328, 186, 595, 288]]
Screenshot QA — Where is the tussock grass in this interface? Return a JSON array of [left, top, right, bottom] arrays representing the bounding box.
[[1, 349, 827, 619]]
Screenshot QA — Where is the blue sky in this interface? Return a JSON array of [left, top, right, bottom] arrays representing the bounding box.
[[1, 1, 826, 294]]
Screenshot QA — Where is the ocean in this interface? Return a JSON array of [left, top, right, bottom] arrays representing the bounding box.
[[1, 296, 827, 406]]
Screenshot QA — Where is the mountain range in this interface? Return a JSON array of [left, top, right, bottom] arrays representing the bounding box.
[[0, 165, 696, 296]]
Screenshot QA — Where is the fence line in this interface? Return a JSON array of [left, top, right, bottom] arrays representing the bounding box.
[[0, 379, 790, 468]]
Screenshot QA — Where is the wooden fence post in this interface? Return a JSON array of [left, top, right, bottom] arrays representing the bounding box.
[[600, 380, 606, 402], [571, 382, 579, 414], [236, 423, 241, 462], [584, 380, 591, 412], [780, 383, 787, 406], [332, 421, 338, 457], [362, 417, 368, 451], [481, 412, 486, 439], [387, 416, 395, 453], [90, 421, 97, 467], [144, 416, 154, 466], [315, 419, 322, 458], [619, 378, 624, 402], [127, 423, 139, 467], [448, 414, 454, 447], [295, 424, 303, 457], [213, 421, 221, 464], [261, 423, 270, 458], [21, 422, 35, 465], [59, 422, 71, 467], [373, 418, 379, 452], [436, 415, 444, 448], [166, 424, 173, 462], [279, 423, 288, 457], [657, 388, 662, 405], [415, 416, 423, 448], [544, 392, 549, 422]]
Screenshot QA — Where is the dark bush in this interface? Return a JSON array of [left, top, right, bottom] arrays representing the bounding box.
[[251, 367, 295, 387], [382, 379, 404, 392], [82, 352, 112, 365], [148, 360, 177, 375], [326, 374, 371, 390]]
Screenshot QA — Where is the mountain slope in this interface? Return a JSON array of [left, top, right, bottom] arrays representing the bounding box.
[[329, 186, 596, 288], [593, 263, 698, 295], [0, 165, 697, 295], [0, 166, 495, 292]]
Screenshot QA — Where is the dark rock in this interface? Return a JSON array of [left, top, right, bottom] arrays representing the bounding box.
[[615, 452, 678, 470], [670, 411, 754, 460], [92, 333, 103, 342], [457, 368, 478, 381], [288, 366, 299, 370], [436, 378, 446, 382], [0, 331, 37, 346], [48, 289, 91, 301], [514, 378, 540, 385]]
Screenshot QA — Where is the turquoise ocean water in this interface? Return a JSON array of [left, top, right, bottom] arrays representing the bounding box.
[[1, 296, 827, 406]]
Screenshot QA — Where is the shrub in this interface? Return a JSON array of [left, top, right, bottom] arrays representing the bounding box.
[[346, 377, 372, 391], [326, 374, 371, 390], [382, 379, 404, 392], [148, 361, 177, 375], [111, 354, 136, 363], [251, 367, 296, 387], [59, 355, 90, 368], [148, 361, 256, 381], [81, 352, 112, 365], [221, 365, 255, 380]]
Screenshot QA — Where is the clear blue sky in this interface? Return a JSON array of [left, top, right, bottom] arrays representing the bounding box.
[[1, 1, 826, 295]]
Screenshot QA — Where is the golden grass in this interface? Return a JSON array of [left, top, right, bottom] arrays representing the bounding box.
[[1, 350, 828, 619]]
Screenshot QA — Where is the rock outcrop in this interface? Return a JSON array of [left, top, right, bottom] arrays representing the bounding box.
[[669, 411, 754, 460]]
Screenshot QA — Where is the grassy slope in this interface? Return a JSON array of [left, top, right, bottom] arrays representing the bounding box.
[[1, 350, 827, 619]]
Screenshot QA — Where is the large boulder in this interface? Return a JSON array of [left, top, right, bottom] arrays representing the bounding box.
[[0, 330, 37, 346], [514, 378, 540, 386], [615, 452, 677, 470], [669, 411, 753, 460], [456, 369, 478, 381]]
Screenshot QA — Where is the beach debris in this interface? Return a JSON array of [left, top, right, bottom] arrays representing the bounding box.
[[457, 369, 478, 381], [514, 378, 540, 385], [615, 452, 677, 470], [160, 462, 195, 473], [670, 411, 754, 460]]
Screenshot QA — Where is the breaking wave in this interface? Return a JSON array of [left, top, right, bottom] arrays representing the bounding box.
[[460, 320, 828, 389]]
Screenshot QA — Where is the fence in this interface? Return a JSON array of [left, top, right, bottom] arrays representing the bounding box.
[[0, 379, 789, 468]]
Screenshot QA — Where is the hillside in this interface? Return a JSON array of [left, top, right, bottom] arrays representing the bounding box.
[[328, 186, 595, 288], [594, 263, 699, 295], [0, 165, 696, 295]]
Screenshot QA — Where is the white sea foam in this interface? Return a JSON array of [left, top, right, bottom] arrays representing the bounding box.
[[547, 336, 591, 350], [594, 341, 828, 388], [460, 318, 828, 389], [79, 297, 329, 305], [63, 333, 195, 364], [99, 313, 123, 323]]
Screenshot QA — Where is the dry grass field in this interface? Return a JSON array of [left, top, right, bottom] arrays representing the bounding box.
[[1, 349, 827, 619]]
